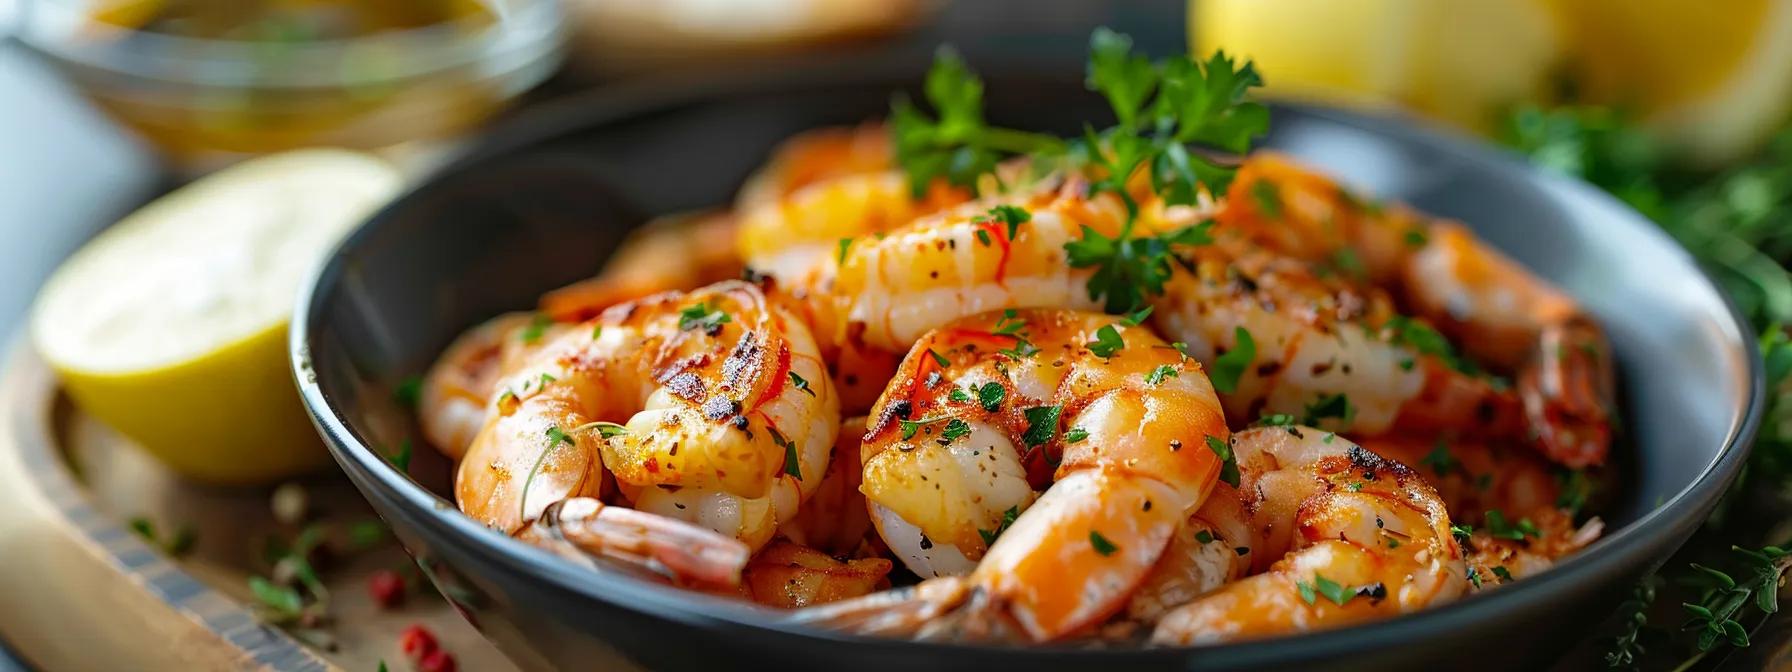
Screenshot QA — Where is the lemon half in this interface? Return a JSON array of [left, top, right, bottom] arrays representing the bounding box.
[[32, 150, 400, 485]]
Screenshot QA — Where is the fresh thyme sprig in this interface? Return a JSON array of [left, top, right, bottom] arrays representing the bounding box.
[[892, 28, 1265, 315]]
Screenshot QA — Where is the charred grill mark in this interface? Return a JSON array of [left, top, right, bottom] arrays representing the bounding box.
[[663, 370, 705, 402], [722, 332, 763, 389]]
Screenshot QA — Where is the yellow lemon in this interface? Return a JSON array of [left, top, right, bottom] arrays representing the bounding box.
[[1562, 0, 1792, 164], [31, 150, 400, 485], [1191, 0, 1566, 133]]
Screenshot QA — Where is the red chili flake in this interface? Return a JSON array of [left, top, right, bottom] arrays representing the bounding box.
[[417, 649, 457, 672], [399, 624, 438, 662], [368, 569, 405, 609]]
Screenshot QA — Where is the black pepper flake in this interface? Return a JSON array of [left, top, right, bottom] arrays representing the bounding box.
[[1169, 439, 1182, 452], [919, 536, 934, 550]]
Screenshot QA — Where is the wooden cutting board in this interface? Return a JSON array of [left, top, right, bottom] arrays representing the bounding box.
[[0, 338, 516, 672]]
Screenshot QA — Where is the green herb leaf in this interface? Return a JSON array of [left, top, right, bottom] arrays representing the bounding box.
[[1145, 364, 1179, 386], [520, 313, 552, 344], [1022, 405, 1063, 447], [1065, 427, 1090, 443], [977, 382, 1006, 412], [789, 371, 816, 397], [677, 302, 732, 333], [1206, 435, 1240, 487], [1089, 530, 1119, 556], [770, 426, 802, 480], [1301, 393, 1355, 426], [386, 439, 413, 472], [979, 505, 1022, 546], [1421, 440, 1457, 477], [1210, 327, 1256, 393], [939, 418, 972, 444], [1087, 324, 1125, 358], [392, 376, 422, 410], [1313, 574, 1354, 606]]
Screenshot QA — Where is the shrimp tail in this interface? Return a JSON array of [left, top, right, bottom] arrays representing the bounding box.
[[518, 498, 752, 588], [1520, 316, 1615, 467], [788, 577, 1027, 640]]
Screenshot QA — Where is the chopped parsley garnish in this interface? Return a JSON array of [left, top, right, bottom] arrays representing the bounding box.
[[386, 439, 413, 472], [1254, 412, 1296, 428], [979, 505, 1021, 545], [1556, 469, 1592, 517], [1382, 315, 1480, 375], [1022, 405, 1063, 447], [1086, 324, 1125, 358], [592, 324, 603, 340], [392, 376, 422, 410], [1403, 229, 1428, 247], [520, 313, 552, 343], [1329, 248, 1366, 280], [939, 418, 973, 444], [677, 302, 732, 333], [1451, 523, 1475, 546], [890, 48, 1066, 197], [1468, 567, 1484, 589], [837, 238, 853, 265], [572, 421, 628, 438], [928, 348, 951, 368], [1194, 530, 1215, 544], [1122, 305, 1154, 326], [1484, 509, 1540, 540], [788, 371, 816, 397], [1312, 574, 1356, 606], [1089, 530, 1119, 556], [770, 426, 802, 480], [1301, 393, 1355, 426], [1146, 364, 1179, 385], [949, 387, 971, 403], [1209, 326, 1256, 393], [1421, 440, 1457, 477], [992, 309, 1026, 335], [1251, 180, 1283, 219], [1065, 427, 1090, 443], [1493, 566, 1514, 581], [1206, 435, 1240, 487], [977, 382, 1006, 411], [998, 338, 1041, 359], [987, 205, 1031, 238]]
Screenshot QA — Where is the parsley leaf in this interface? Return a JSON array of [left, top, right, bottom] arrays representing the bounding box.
[[1087, 324, 1126, 357], [977, 382, 1006, 412], [770, 426, 802, 480], [1421, 440, 1457, 477], [1089, 530, 1120, 556], [788, 371, 816, 397], [891, 48, 1065, 196], [1146, 364, 1179, 385], [677, 302, 732, 333], [1022, 405, 1063, 447], [520, 313, 552, 343], [939, 418, 972, 444], [1484, 509, 1539, 540], [1301, 393, 1355, 426], [1065, 427, 1090, 443], [979, 505, 1021, 546], [1210, 326, 1256, 393], [1206, 435, 1240, 487]]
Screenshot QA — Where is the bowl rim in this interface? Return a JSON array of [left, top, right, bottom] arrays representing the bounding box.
[[14, 0, 565, 88], [291, 57, 1765, 664]]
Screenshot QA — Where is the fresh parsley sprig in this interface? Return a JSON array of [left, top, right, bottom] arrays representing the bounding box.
[[892, 29, 1264, 315]]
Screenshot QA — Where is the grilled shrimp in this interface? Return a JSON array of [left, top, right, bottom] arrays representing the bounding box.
[[541, 211, 743, 323], [419, 312, 557, 459], [1222, 154, 1615, 466], [794, 308, 1230, 642], [1358, 434, 1603, 589], [456, 281, 840, 560], [833, 184, 1113, 352], [1124, 482, 1253, 625], [1149, 226, 1525, 441], [1151, 426, 1468, 645]]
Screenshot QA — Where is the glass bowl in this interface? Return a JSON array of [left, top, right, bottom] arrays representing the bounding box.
[[12, 0, 565, 166]]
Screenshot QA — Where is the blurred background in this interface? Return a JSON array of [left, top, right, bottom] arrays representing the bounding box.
[[4, 0, 1792, 669]]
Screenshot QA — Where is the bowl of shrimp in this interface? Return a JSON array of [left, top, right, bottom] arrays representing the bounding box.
[[292, 33, 1762, 671]]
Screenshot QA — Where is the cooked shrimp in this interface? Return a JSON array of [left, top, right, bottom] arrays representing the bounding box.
[[1149, 232, 1525, 440], [540, 211, 743, 323], [1222, 154, 1615, 466], [795, 308, 1229, 642], [1357, 434, 1603, 589], [1124, 482, 1253, 625], [833, 183, 1111, 352], [1151, 426, 1467, 645], [456, 281, 840, 556], [517, 497, 752, 589], [735, 124, 897, 212], [419, 312, 554, 459], [737, 541, 895, 608]]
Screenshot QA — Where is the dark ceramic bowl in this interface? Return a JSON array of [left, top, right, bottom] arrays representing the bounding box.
[[292, 57, 1762, 671]]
